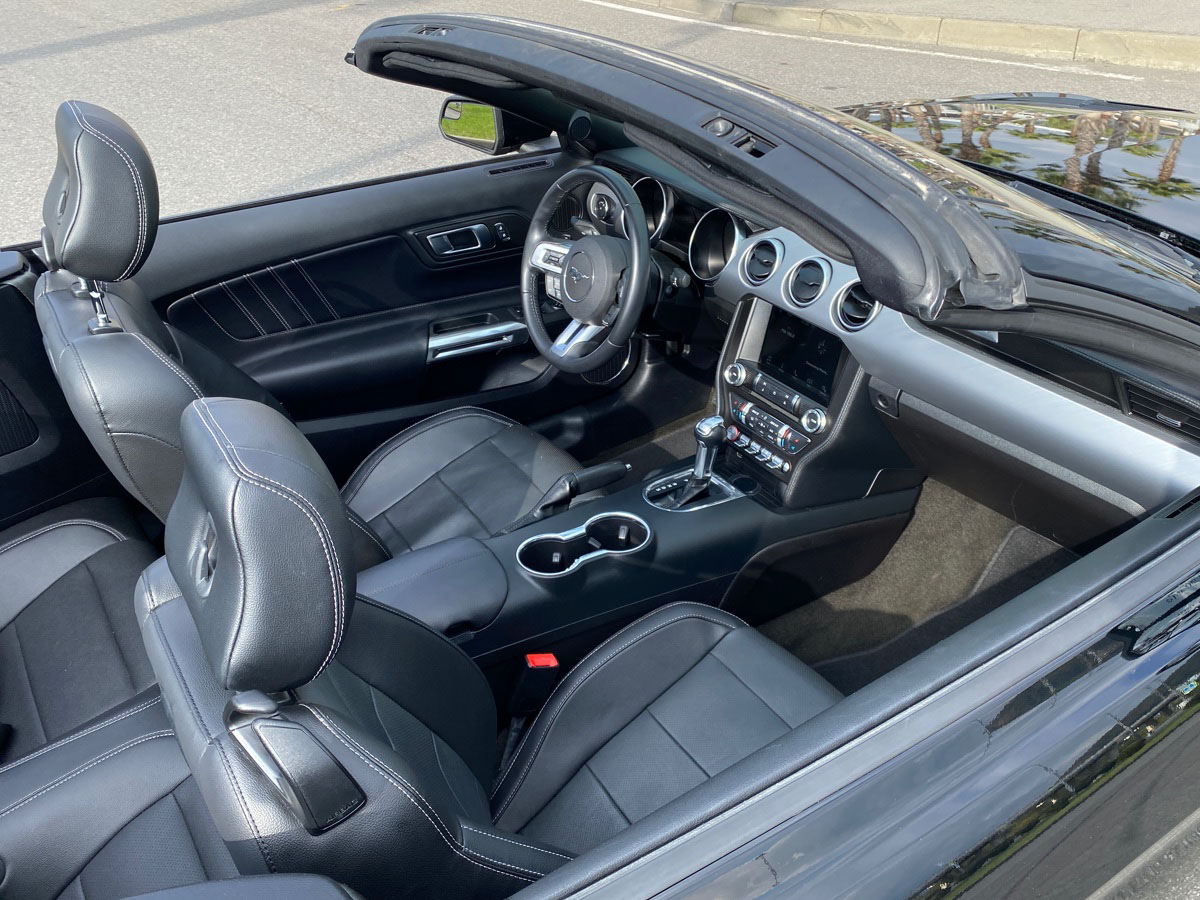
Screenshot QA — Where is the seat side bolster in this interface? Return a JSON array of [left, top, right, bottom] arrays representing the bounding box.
[[490, 602, 746, 832], [36, 276, 202, 521]]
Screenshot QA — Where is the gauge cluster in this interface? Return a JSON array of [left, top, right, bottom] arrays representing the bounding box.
[[578, 164, 880, 341]]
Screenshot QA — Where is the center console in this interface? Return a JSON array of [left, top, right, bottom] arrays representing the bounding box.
[[358, 296, 918, 671]]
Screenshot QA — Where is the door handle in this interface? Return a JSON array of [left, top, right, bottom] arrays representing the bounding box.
[[427, 320, 527, 361], [425, 224, 495, 257]]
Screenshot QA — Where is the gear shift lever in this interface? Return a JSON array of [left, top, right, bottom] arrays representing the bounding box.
[[660, 415, 725, 510]]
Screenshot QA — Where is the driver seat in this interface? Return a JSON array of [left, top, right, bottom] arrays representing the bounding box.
[[34, 100, 581, 566]]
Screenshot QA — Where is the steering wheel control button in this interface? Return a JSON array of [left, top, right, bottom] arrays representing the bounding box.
[[801, 408, 828, 434]]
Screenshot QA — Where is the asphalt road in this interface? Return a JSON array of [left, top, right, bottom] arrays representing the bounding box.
[[4, 0, 1200, 245]]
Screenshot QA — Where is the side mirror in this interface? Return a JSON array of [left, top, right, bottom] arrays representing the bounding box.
[[439, 97, 553, 156]]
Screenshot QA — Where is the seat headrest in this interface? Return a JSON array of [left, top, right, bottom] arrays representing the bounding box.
[[41, 100, 159, 282], [166, 398, 355, 693]]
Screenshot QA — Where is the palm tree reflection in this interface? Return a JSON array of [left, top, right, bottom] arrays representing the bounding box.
[[847, 98, 1199, 220]]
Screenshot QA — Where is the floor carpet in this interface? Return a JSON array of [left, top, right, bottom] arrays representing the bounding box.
[[761, 479, 1078, 694]]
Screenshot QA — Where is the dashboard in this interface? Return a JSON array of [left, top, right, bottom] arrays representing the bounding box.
[[582, 148, 1200, 515]]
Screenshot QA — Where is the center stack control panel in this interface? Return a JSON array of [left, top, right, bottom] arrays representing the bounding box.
[[722, 361, 828, 479]]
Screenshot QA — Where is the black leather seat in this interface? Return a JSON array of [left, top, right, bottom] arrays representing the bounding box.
[[135, 397, 842, 898], [34, 100, 581, 566], [0, 497, 158, 763]]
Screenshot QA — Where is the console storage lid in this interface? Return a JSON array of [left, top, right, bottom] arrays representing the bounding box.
[[356, 536, 508, 634]]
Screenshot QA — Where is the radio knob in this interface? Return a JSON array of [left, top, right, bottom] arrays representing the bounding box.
[[801, 408, 827, 434], [723, 363, 748, 387]]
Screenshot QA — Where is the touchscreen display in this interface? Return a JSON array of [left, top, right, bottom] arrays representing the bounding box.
[[758, 308, 843, 405]]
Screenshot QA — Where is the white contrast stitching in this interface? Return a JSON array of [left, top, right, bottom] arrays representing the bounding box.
[[244, 274, 290, 330], [0, 731, 172, 819], [461, 823, 572, 860], [0, 519, 125, 557], [491, 604, 746, 817], [195, 400, 344, 678], [220, 282, 267, 336], [292, 259, 339, 319], [130, 334, 202, 399], [67, 102, 146, 282], [268, 265, 315, 325], [303, 705, 537, 882], [0, 696, 162, 775], [348, 514, 390, 558], [187, 292, 263, 343]]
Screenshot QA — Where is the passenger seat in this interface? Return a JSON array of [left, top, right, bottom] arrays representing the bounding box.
[[0, 496, 157, 763]]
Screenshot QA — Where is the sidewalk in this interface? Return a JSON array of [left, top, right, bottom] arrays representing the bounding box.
[[619, 0, 1200, 71]]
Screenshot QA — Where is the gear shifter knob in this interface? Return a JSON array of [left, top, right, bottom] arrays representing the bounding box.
[[694, 415, 725, 447], [692, 414, 725, 482]]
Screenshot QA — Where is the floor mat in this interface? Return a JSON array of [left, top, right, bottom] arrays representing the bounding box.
[[589, 412, 705, 493], [760, 480, 1077, 694]]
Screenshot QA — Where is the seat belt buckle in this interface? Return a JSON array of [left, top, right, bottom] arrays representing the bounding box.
[[509, 652, 560, 718]]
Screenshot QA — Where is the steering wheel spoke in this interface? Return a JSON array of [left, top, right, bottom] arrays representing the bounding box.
[[529, 240, 573, 275], [551, 320, 608, 359], [521, 165, 649, 374]]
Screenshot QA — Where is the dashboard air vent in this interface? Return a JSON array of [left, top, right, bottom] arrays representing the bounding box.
[[1125, 382, 1200, 444], [837, 283, 880, 331], [744, 241, 778, 285], [788, 260, 826, 306], [549, 193, 582, 237]]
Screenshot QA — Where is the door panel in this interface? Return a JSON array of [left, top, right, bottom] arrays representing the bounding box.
[[131, 150, 626, 479]]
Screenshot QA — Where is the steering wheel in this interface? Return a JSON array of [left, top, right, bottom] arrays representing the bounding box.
[[522, 165, 650, 374]]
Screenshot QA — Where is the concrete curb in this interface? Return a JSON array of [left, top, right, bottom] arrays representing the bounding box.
[[617, 0, 1200, 72]]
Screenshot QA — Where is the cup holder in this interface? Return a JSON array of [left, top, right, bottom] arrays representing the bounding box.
[[517, 512, 652, 578]]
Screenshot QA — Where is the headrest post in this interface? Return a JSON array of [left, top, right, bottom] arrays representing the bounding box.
[[73, 277, 123, 335]]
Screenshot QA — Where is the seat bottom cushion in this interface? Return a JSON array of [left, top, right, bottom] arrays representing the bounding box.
[[491, 603, 843, 855], [341, 407, 581, 556], [57, 777, 237, 900], [0, 498, 158, 763], [0, 690, 238, 900]]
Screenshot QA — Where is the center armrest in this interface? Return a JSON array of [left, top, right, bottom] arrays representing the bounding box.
[[357, 537, 508, 634]]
